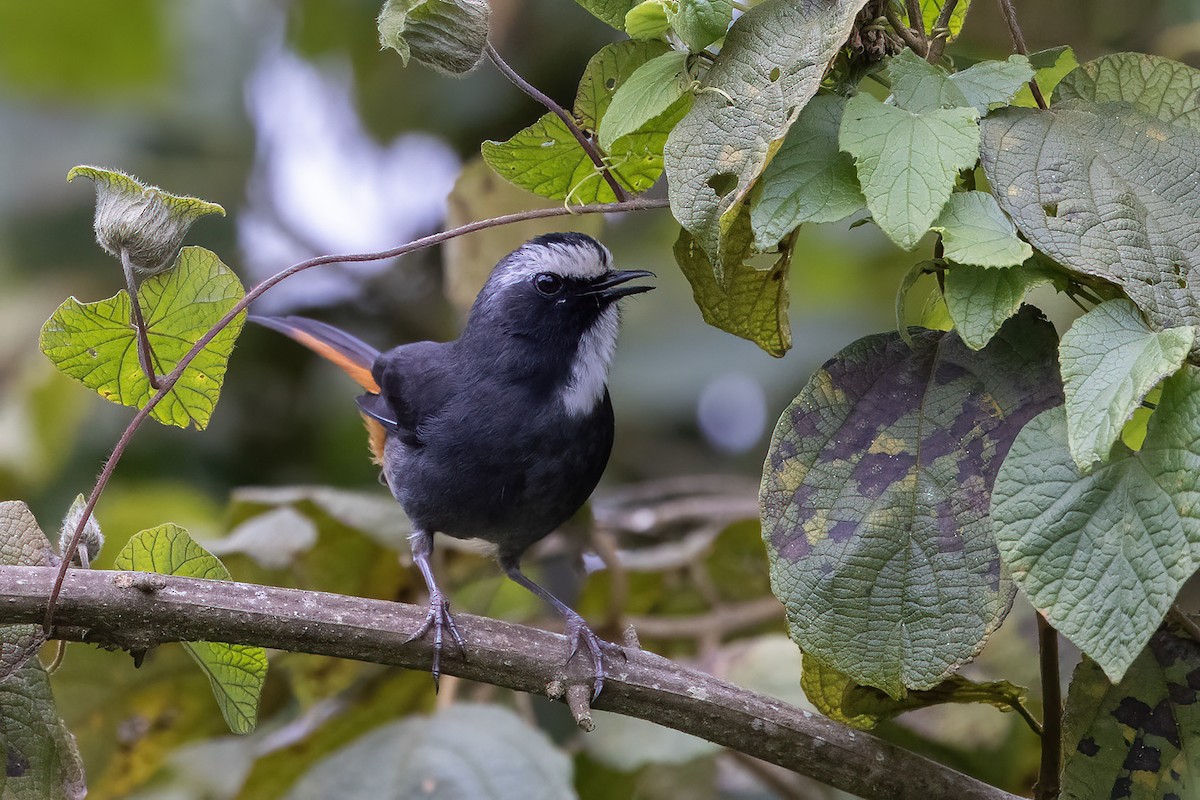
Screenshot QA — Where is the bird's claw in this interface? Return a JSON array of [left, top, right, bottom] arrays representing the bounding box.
[[564, 614, 606, 701], [406, 592, 466, 689]]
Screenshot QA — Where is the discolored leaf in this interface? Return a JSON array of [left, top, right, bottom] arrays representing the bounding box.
[[981, 57, 1200, 330], [114, 524, 267, 733], [1012, 45, 1078, 108], [483, 41, 688, 203], [664, 0, 869, 271], [39, 246, 245, 430], [1056, 52, 1200, 131], [1059, 299, 1194, 470], [750, 94, 865, 248], [0, 660, 86, 800], [930, 191, 1032, 269], [283, 705, 574, 800], [377, 0, 490, 75], [68, 165, 224, 277], [800, 653, 1029, 730], [839, 92, 980, 250], [1060, 625, 1200, 800], [991, 367, 1200, 681], [761, 309, 1061, 695], [0, 501, 55, 682], [943, 259, 1053, 350], [674, 209, 791, 356]]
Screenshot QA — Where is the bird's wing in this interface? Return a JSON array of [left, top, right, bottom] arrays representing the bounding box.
[[249, 315, 388, 463], [372, 341, 455, 448]]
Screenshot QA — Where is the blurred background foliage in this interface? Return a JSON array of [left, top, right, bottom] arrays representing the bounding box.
[[0, 0, 1195, 797]]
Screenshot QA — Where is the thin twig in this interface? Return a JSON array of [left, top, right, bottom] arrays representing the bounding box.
[[924, 0, 959, 63], [484, 42, 630, 203], [905, 0, 927, 39], [883, 2, 929, 56], [1035, 613, 1061, 800], [121, 249, 161, 390], [9, 566, 1022, 800], [43, 196, 670, 631], [995, 0, 1048, 109]]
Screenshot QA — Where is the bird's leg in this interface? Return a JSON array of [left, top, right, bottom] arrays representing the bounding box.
[[503, 561, 607, 700], [405, 529, 466, 689]]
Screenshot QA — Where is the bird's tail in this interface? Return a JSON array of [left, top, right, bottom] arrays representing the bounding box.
[[250, 315, 387, 465], [249, 315, 381, 393]]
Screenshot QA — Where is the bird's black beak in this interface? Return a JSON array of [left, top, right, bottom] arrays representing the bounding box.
[[585, 269, 656, 300]]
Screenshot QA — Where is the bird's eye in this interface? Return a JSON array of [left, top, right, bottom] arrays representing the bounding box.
[[533, 272, 564, 296]]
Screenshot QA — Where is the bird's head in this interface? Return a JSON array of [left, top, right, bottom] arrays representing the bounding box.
[[464, 232, 654, 414]]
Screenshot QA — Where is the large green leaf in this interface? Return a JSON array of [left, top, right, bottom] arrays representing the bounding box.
[[761, 308, 1061, 696], [114, 524, 268, 734], [483, 41, 688, 203], [991, 367, 1200, 681], [598, 50, 690, 150], [664, 0, 868, 271], [39, 246, 245, 430], [1060, 625, 1200, 800], [1056, 52, 1200, 131], [943, 259, 1054, 350], [931, 191, 1032, 268], [749, 94, 865, 248], [674, 208, 791, 356], [800, 653, 1028, 730], [0, 502, 55, 681], [888, 50, 1030, 117], [283, 705, 574, 800], [839, 92, 980, 250], [1059, 299, 1194, 470], [981, 56, 1200, 330], [666, 0, 733, 50], [377, 0, 489, 75]]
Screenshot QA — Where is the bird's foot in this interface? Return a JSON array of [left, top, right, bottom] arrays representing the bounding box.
[[406, 592, 466, 689], [564, 613, 607, 701]]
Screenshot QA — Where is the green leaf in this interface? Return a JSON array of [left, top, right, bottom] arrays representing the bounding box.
[[1056, 52, 1200, 131], [991, 367, 1200, 682], [1060, 625, 1200, 800], [761, 308, 1061, 696], [666, 0, 733, 50], [573, 0, 638, 29], [39, 246, 246, 430], [377, 0, 490, 75], [0, 501, 55, 681], [114, 524, 267, 734], [948, 55, 1035, 115], [750, 94, 865, 248], [68, 165, 224, 277], [981, 57, 1200, 330], [664, 0, 869, 271], [0, 659, 87, 800], [839, 92, 980, 250], [801, 653, 1029, 730], [889, 49, 969, 113], [599, 50, 690, 150], [483, 41, 688, 203], [1121, 385, 1162, 452], [943, 260, 1053, 350], [283, 705, 574, 800], [1012, 45, 1078, 108], [1059, 299, 1194, 470], [624, 0, 671, 39], [674, 209, 791, 356], [931, 191, 1032, 268]]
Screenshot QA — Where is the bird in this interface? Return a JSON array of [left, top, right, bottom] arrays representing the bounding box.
[[251, 232, 653, 698]]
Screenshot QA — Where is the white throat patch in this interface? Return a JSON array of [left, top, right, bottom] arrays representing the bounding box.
[[560, 304, 619, 416]]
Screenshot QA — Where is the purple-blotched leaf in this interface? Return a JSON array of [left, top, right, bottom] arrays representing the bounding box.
[[760, 308, 1061, 697]]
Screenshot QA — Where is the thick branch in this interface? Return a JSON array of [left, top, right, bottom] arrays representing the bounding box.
[[9, 566, 1019, 800]]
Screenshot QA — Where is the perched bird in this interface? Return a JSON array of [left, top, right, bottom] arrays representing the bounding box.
[[252, 232, 652, 697]]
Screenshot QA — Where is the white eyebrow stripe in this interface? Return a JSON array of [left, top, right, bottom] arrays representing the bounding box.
[[490, 238, 612, 288]]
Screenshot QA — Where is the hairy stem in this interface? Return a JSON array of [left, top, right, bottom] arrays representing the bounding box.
[[484, 42, 629, 203], [121, 249, 161, 390], [995, 0, 1048, 109], [13, 566, 1021, 800], [1036, 613, 1062, 800], [45, 197, 670, 630]]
